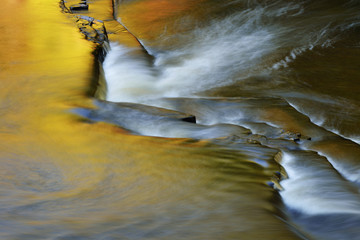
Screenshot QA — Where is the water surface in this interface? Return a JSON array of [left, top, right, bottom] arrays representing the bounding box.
[[1, 0, 360, 239]]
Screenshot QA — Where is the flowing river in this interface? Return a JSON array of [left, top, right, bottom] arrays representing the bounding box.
[[1, 0, 360, 239]]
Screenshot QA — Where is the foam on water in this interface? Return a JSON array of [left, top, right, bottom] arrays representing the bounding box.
[[279, 152, 360, 215], [286, 99, 360, 145], [103, 43, 159, 102], [151, 17, 274, 97], [316, 151, 360, 184], [107, 13, 276, 102], [326, 128, 360, 146], [107, 0, 360, 104]]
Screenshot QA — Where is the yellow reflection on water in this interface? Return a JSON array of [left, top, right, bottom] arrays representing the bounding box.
[[0, 0, 96, 164], [0, 1, 302, 239]]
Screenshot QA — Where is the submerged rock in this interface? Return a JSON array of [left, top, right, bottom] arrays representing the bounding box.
[[93, 100, 196, 123], [73, 99, 196, 129]]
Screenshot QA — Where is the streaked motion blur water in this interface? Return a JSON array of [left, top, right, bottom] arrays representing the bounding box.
[[1, 0, 360, 239]]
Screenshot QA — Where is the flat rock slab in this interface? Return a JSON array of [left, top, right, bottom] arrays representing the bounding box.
[[97, 100, 196, 123], [73, 100, 257, 139], [75, 99, 196, 124]]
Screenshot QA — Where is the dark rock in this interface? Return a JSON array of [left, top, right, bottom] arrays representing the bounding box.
[[92, 20, 108, 43], [179, 115, 196, 123], [80, 25, 98, 40], [75, 15, 108, 44], [70, 4, 89, 11], [59, 0, 71, 13]]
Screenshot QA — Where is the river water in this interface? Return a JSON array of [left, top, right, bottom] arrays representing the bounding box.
[[1, 0, 360, 239]]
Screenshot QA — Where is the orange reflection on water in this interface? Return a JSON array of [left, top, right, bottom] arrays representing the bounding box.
[[117, 0, 207, 41]]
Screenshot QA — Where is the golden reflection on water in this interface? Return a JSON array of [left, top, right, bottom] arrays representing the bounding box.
[[0, 0, 305, 239], [117, 0, 207, 41]]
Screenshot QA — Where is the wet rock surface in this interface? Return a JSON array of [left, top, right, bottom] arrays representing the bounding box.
[[78, 99, 197, 124], [60, 0, 108, 44], [75, 15, 108, 44]]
